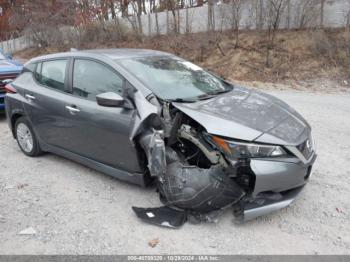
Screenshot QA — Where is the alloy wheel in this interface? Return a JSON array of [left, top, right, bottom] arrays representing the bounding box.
[[16, 123, 34, 153]]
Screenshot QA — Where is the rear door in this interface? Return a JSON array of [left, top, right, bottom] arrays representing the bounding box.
[[61, 58, 142, 173], [24, 58, 74, 148]]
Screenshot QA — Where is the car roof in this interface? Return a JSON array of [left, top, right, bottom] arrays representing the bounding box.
[[83, 48, 171, 59], [29, 48, 172, 63]]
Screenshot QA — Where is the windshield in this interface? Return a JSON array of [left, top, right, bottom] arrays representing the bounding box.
[[116, 56, 232, 101]]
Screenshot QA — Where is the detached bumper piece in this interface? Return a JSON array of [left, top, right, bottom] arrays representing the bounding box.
[[132, 206, 187, 228], [132, 160, 245, 228], [233, 186, 304, 222]]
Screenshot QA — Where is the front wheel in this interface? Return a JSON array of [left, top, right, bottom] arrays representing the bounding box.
[[15, 117, 42, 157]]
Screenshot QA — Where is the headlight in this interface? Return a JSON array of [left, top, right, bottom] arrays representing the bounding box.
[[208, 135, 287, 159]]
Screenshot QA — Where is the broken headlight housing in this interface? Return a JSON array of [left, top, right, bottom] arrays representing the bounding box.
[[208, 135, 287, 159]]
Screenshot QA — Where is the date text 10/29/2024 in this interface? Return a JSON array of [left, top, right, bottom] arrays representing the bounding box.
[[127, 256, 220, 261]]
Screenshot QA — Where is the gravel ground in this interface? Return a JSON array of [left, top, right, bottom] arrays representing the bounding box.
[[0, 89, 349, 255]]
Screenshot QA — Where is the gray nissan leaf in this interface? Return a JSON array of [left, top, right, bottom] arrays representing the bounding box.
[[5, 49, 316, 227]]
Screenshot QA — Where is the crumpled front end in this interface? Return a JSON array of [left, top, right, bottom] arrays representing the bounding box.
[[131, 96, 316, 227]]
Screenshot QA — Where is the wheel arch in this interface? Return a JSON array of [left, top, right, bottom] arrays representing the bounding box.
[[11, 113, 25, 138]]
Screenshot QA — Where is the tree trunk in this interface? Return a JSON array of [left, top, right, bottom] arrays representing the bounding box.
[[287, 0, 291, 29], [258, 0, 263, 30], [110, 2, 116, 19], [155, 11, 160, 35], [235, 27, 239, 48], [320, 0, 325, 28], [121, 0, 128, 17], [207, 0, 214, 31], [185, 7, 190, 33]]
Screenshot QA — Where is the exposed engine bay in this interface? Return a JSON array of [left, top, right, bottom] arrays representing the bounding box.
[[128, 83, 316, 228], [133, 100, 256, 227]]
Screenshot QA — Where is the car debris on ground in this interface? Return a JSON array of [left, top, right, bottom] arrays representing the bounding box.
[[18, 227, 37, 235]]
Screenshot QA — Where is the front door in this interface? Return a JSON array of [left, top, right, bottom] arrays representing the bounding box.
[[62, 58, 142, 173]]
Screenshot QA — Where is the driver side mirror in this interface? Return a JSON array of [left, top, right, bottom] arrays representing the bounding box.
[[96, 92, 125, 107]]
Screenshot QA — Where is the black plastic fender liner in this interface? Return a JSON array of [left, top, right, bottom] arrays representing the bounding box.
[[139, 130, 167, 179], [132, 206, 187, 228], [159, 161, 245, 213]]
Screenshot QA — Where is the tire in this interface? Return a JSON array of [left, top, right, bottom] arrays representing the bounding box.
[[15, 116, 42, 157]]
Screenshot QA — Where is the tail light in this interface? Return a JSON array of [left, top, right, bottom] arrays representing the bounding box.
[[5, 84, 17, 94]]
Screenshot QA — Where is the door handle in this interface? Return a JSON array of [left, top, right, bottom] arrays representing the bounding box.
[[65, 105, 80, 113], [25, 94, 36, 100]]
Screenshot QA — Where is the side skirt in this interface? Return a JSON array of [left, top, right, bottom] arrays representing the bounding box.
[[39, 139, 148, 187]]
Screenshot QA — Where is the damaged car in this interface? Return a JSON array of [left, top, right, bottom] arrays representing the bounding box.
[[5, 49, 316, 227], [0, 49, 23, 111]]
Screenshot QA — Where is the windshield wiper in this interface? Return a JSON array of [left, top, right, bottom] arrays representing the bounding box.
[[207, 86, 233, 96], [168, 98, 197, 103], [196, 94, 217, 100], [196, 89, 231, 100], [168, 86, 233, 103]]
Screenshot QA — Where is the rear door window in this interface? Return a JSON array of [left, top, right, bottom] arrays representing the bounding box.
[[36, 60, 67, 92], [72, 59, 124, 101]]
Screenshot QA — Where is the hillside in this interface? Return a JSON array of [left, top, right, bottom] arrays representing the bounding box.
[[16, 28, 350, 92]]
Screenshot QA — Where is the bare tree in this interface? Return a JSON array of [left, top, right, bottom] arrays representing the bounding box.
[[207, 0, 215, 32], [295, 0, 319, 29], [10, 0, 75, 47], [167, 0, 179, 34], [208, 0, 215, 31], [128, 0, 143, 37], [344, 0, 350, 27], [265, 0, 288, 67], [231, 0, 243, 48], [120, 0, 129, 17], [154, 11, 160, 34], [320, 0, 325, 28], [258, 0, 264, 29]]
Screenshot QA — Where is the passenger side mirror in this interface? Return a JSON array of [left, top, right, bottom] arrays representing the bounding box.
[[96, 92, 125, 107]]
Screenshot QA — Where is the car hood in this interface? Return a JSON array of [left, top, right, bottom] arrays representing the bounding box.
[[0, 60, 23, 74], [173, 86, 311, 146]]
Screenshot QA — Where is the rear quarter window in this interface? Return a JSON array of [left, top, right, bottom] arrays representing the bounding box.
[[22, 63, 36, 73], [35, 60, 67, 92]]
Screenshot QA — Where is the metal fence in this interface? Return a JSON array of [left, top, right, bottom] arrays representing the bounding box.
[[126, 0, 350, 36], [0, 35, 32, 55]]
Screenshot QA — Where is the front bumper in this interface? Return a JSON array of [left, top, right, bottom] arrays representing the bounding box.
[[234, 154, 316, 221], [234, 186, 304, 221]]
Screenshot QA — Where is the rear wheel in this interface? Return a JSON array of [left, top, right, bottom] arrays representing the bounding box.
[[15, 117, 42, 157]]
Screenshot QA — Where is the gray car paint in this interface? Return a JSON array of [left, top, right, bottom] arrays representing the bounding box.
[[10, 55, 147, 174], [173, 86, 311, 146], [250, 155, 315, 197]]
